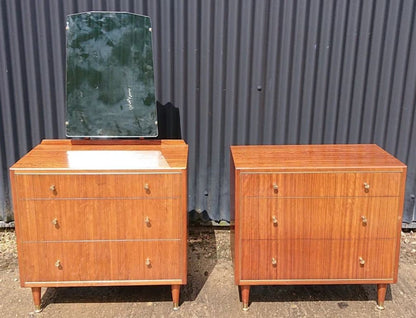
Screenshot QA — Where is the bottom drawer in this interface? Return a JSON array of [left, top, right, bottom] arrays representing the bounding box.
[[19, 240, 182, 283], [240, 239, 396, 281]]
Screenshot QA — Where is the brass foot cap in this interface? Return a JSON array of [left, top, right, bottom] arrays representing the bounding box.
[[242, 303, 249, 311], [376, 304, 385, 311], [34, 305, 42, 313], [173, 303, 179, 311]]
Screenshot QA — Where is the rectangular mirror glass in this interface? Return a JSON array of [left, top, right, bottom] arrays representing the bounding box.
[[66, 12, 158, 137]]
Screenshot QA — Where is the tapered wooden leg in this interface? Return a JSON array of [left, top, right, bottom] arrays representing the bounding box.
[[241, 285, 250, 311], [31, 287, 42, 313], [376, 284, 387, 310], [171, 284, 180, 310]]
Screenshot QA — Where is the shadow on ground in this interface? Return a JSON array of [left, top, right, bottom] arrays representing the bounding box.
[[248, 283, 392, 304], [2, 228, 416, 317]]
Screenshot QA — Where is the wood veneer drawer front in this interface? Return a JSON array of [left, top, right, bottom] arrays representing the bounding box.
[[17, 199, 181, 241], [241, 172, 402, 197], [240, 197, 399, 240], [14, 174, 181, 199], [240, 239, 395, 281], [240, 240, 278, 280], [19, 241, 182, 283]]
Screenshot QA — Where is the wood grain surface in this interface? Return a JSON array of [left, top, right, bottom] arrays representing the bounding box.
[[10, 139, 188, 309], [230, 144, 405, 171], [230, 144, 406, 309]]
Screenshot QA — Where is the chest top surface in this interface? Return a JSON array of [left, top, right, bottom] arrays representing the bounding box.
[[231, 144, 406, 172], [11, 139, 188, 173]]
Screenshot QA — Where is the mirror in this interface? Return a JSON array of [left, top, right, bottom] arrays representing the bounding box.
[[66, 12, 158, 137]]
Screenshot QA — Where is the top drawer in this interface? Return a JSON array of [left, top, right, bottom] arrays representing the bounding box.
[[241, 172, 402, 197], [13, 173, 182, 199]]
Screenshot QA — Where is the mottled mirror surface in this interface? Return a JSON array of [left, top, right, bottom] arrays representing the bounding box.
[[66, 12, 158, 137]]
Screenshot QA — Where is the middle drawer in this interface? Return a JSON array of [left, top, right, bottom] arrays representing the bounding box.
[[240, 197, 400, 240], [17, 198, 181, 241]]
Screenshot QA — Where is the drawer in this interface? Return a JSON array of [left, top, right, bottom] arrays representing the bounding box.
[[240, 197, 400, 240], [19, 240, 182, 283], [14, 173, 181, 199], [240, 238, 396, 281], [241, 172, 401, 197], [16, 198, 181, 241]]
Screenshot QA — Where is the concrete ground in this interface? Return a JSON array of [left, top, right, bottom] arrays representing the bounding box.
[[1, 227, 415, 318]]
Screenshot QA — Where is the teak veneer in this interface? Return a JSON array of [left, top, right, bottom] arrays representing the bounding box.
[[10, 139, 188, 312], [230, 144, 406, 310]]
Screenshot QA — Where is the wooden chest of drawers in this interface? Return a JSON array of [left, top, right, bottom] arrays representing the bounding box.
[[230, 144, 406, 310], [10, 139, 188, 312]]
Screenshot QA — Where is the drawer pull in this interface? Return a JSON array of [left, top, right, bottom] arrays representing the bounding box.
[[144, 216, 151, 226], [359, 257, 365, 265], [363, 182, 370, 192], [55, 260, 61, 268], [49, 185, 56, 192], [145, 258, 151, 267], [361, 216, 368, 226], [272, 216, 278, 225], [144, 183, 150, 191], [271, 257, 277, 266], [51, 218, 58, 226], [273, 184, 279, 192]]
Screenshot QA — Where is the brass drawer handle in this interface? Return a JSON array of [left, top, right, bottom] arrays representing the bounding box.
[[145, 258, 151, 266], [272, 216, 278, 225], [51, 218, 58, 226], [359, 257, 365, 265], [49, 185, 56, 192], [55, 260, 61, 268], [273, 184, 278, 192], [363, 182, 370, 192], [271, 257, 277, 266], [144, 183, 150, 191], [144, 216, 151, 225], [361, 216, 368, 226]]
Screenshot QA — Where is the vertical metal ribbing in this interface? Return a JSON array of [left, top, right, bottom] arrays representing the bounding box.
[[0, 0, 415, 225]]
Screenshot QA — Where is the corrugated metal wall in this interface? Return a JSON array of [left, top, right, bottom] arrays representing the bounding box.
[[1, 0, 415, 227]]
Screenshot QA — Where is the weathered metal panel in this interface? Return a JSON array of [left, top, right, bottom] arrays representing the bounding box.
[[1, 0, 415, 226]]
